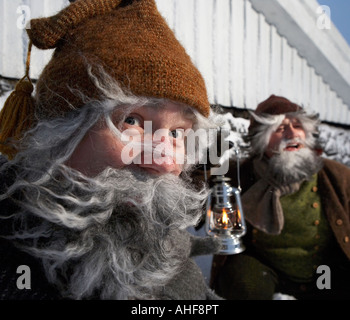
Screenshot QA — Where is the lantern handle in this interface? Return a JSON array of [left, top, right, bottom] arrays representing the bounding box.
[[234, 148, 242, 192]]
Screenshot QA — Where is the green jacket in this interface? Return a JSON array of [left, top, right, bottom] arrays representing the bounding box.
[[210, 157, 350, 286]]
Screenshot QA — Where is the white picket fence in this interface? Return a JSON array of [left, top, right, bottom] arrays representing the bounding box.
[[1, 0, 350, 125]]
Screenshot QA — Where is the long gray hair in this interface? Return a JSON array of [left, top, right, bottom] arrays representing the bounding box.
[[0, 66, 217, 299]]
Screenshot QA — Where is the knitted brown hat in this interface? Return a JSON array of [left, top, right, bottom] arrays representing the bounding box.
[[249, 95, 302, 133], [31, 0, 209, 119], [0, 0, 209, 158]]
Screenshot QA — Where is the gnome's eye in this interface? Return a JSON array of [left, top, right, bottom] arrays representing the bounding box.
[[124, 116, 142, 127], [292, 122, 303, 129], [169, 129, 184, 140], [275, 125, 285, 133]]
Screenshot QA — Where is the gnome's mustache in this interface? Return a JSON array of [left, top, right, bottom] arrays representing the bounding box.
[[269, 138, 304, 155]]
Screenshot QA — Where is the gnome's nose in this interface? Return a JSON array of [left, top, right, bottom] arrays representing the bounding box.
[[138, 136, 181, 176]]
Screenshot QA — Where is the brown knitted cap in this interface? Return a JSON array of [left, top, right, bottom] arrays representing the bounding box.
[[27, 0, 210, 119], [249, 95, 302, 132]]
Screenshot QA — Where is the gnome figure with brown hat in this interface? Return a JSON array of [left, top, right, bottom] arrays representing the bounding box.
[[0, 0, 223, 300], [210, 95, 350, 300]]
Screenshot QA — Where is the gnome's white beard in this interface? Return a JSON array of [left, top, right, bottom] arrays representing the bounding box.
[[267, 139, 323, 185], [6, 165, 208, 300]]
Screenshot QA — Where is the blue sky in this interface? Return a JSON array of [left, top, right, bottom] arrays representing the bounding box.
[[317, 0, 350, 45]]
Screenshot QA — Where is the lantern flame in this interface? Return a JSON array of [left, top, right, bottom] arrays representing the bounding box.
[[222, 208, 229, 225]]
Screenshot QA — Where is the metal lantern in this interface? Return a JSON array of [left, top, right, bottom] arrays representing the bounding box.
[[205, 175, 246, 255]]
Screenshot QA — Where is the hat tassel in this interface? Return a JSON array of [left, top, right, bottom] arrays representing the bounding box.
[[0, 40, 36, 159]]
